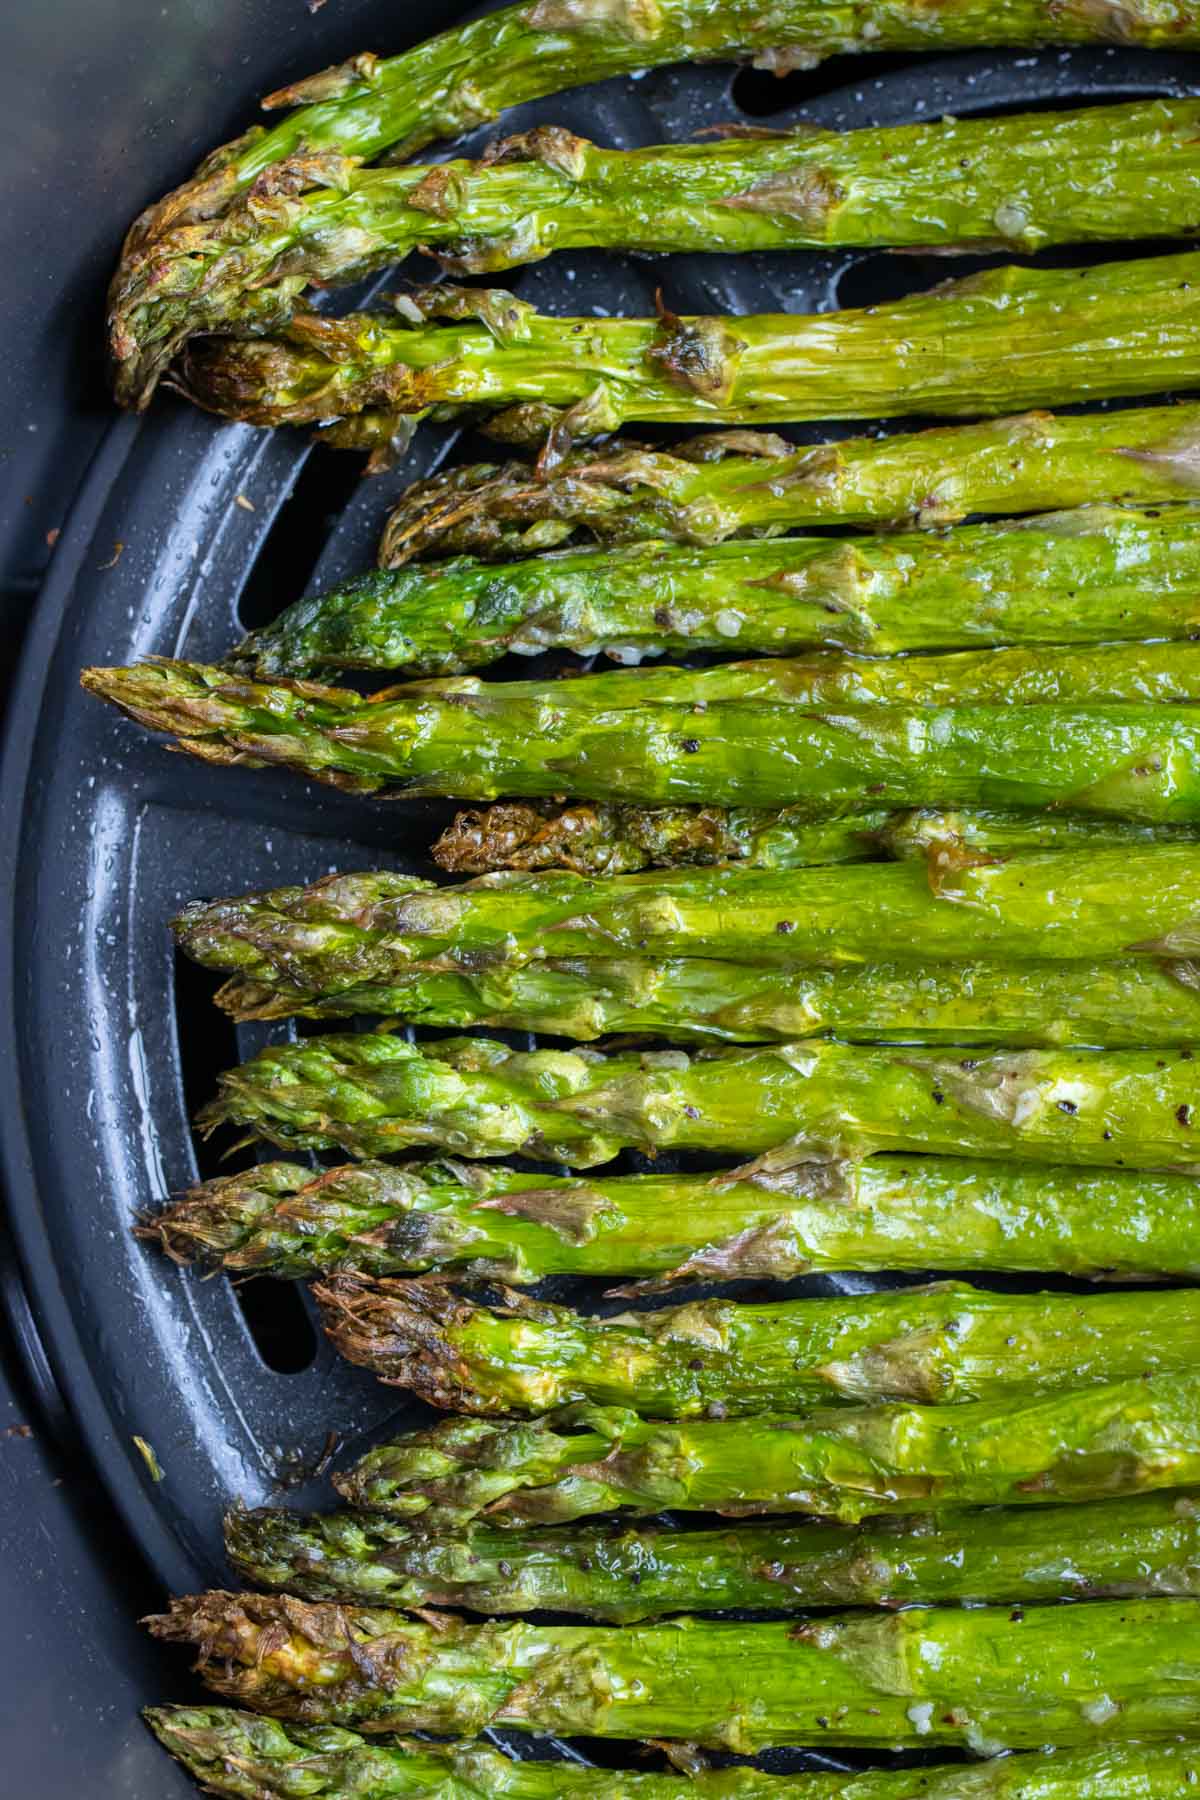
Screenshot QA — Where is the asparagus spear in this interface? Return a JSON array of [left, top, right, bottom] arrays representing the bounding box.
[[338, 1377, 1200, 1527], [174, 948, 1200, 1047], [242, 503, 1200, 678], [315, 1276, 1200, 1415], [119, 102, 1200, 411], [146, 1589, 1200, 1747], [78, 658, 1200, 815], [141, 1711, 1200, 1800], [226, 1487, 1200, 1616], [173, 254, 1200, 454], [196, 1035, 1200, 1170], [174, 849, 1200, 981], [433, 799, 1200, 874], [139, 1154, 1200, 1288], [380, 405, 1200, 561]]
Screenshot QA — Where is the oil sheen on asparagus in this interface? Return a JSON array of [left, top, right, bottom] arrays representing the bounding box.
[[339, 1376, 1200, 1527], [225, 1486, 1200, 1615], [314, 1276, 1200, 1414], [140, 1154, 1200, 1287], [380, 405, 1200, 560], [238, 502, 1200, 678], [146, 1592, 1200, 1748], [196, 1035, 1200, 1170], [80, 656, 1200, 815], [173, 848, 1200, 1043], [172, 255, 1200, 456]]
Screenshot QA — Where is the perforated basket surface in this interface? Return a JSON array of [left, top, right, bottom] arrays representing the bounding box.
[[1, 17, 1197, 1776]]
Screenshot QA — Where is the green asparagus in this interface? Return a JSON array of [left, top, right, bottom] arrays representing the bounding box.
[[338, 1377, 1200, 1527], [122, 0, 1200, 406], [138, 1154, 1200, 1288], [314, 1276, 1200, 1414], [173, 846, 1200, 1000], [141, 1712, 1200, 1800], [433, 799, 1200, 874], [169, 948, 1200, 1045], [225, 1488, 1200, 1616], [78, 658, 1200, 815], [146, 1591, 1200, 1747], [173, 255, 1200, 455], [118, 102, 1200, 412], [196, 1034, 1200, 1170], [380, 406, 1200, 561], [243, 503, 1200, 677]]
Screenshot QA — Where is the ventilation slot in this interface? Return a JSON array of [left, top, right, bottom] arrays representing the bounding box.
[[172, 945, 243, 1185], [232, 1278, 320, 1374], [237, 450, 368, 633]]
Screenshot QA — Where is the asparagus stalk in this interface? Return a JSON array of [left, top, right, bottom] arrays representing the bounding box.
[[380, 405, 1200, 562], [118, 102, 1200, 412], [315, 1276, 1200, 1415], [172, 948, 1200, 1046], [173, 254, 1200, 455], [338, 1376, 1200, 1527], [195, 1034, 1200, 1170], [226, 1488, 1200, 1616], [243, 502, 1200, 677], [433, 799, 1200, 874], [142, 1711, 1200, 1800], [174, 848, 1200, 982], [146, 1589, 1200, 1747], [140, 1154, 1200, 1289], [79, 658, 1200, 815]]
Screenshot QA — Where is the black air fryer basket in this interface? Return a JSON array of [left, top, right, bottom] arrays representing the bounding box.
[[1, 2, 1196, 1781]]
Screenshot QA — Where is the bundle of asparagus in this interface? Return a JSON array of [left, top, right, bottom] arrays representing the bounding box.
[[337, 1377, 1200, 1526], [115, 101, 1200, 407], [432, 800, 1200, 874], [139, 1716, 1200, 1800], [380, 405, 1200, 561], [145, 1591, 1200, 1747], [238, 502, 1200, 678], [224, 1485, 1200, 1616], [196, 1034, 1200, 1170], [141, 1154, 1200, 1287], [80, 656, 1200, 814], [113, 0, 1200, 407], [172, 253, 1200, 458]]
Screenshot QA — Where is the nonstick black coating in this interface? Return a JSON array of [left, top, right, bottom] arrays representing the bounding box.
[[0, 16, 1195, 1777]]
